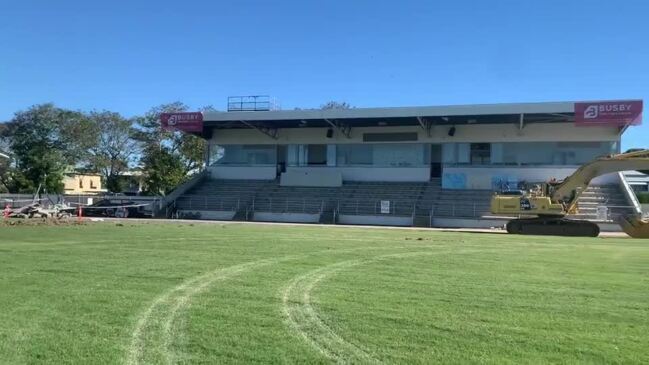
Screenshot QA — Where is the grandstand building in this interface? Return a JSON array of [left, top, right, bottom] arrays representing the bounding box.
[[168, 99, 643, 228]]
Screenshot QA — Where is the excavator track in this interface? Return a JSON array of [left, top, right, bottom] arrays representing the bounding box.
[[506, 217, 600, 237]]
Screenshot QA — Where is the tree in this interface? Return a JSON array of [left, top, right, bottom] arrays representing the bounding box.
[[0, 124, 10, 193], [2, 104, 89, 193], [134, 102, 209, 195], [139, 146, 187, 196], [85, 111, 139, 193], [0, 159, 8, 193], [320, 101, 354, 110]]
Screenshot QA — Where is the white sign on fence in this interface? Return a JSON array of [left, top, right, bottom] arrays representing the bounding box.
[[596, 206, 608, 221], [380, 200, 390, 214], [87, 198, 93, 205]]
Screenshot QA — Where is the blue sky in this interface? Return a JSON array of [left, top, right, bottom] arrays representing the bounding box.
[[1, 0, 647, 149]]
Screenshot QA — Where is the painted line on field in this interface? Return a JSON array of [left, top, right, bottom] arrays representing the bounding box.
[[281, 249, 476, 364]]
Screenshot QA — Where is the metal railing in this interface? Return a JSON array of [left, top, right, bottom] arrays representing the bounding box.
[[429, 202, 488, 218], [336, 199, 416, 217], [585, 205, 640, 221], [227, 96, 279, 111], [174, 196, 327, 219], [250, 197, 325, 214], [429, 201, 639, 222], [175, 195, 241, 212]]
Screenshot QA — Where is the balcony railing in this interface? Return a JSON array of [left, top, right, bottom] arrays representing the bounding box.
[[227, 96, 279, 112]]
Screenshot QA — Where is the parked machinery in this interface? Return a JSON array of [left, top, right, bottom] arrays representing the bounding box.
[[490, 149, 649, 238]]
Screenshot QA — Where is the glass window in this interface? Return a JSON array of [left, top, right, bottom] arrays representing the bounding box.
[[337, 144, 373, 165], [500, 141, 617, 165], [373, 144, 425, 167], [336, 144, 429, 167], [209, 144, 277, 166], [470, 143, 491, 165], [307, 145, 327, 165], [442, 143, 457, 164]]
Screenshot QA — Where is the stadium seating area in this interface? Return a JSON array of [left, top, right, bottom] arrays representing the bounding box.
[[173, 177, 634, 225], [570, 185, 633, 220]]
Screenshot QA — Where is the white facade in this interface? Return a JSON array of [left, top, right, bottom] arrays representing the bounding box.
[[200, 100, 638, 189], [206, 121, 622, 188]]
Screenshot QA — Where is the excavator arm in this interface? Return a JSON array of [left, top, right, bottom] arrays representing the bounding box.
[[551, 149, 649, 213]]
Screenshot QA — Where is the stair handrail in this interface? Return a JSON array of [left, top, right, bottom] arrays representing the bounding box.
[[618, 172, 643, 215], [158, 170, 208, 216]]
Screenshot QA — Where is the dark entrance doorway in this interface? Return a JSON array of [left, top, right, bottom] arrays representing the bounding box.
[[430, 144, 442, 178], [277, 145, 287, 177]]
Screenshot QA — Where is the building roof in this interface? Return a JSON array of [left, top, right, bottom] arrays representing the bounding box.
[[64, 172, 102, 177], [201, 100, 582, 130]]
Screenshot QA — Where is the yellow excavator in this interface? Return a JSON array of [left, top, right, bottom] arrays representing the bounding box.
[[490, 149, 649, 238]]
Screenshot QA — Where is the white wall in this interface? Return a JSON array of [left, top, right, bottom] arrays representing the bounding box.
[[178, 210, 235, 220], [442, 166, 619, 190], [280, 169, 342, 187], [208, 166, 276, 180], [208, 161, 427, 183], [207, 122, 622, 185], [253, 212, 320, 223], [338, 214, 413, 226], [432, 217, 507, 229], [286, 166, 430, 182]]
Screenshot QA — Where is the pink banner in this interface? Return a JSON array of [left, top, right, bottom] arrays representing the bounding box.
[[575, 100, 642, 126], [160, 112, 203, 133]]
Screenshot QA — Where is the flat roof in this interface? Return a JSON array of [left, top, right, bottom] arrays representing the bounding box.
[[204, 100, 576, 122], [201, 100, 639, 130]]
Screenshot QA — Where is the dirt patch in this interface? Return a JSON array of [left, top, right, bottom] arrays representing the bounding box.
[[0, 218, 86, 227]]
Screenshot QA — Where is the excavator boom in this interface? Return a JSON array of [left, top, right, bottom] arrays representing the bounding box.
[[551, 149, 649, 212]]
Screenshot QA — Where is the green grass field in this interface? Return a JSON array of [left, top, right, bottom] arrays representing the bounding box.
[[0, 222, 648, 364]]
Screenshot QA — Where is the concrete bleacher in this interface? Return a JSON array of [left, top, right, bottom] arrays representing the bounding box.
[[173, 177, 633, 226], [174, 179, 274, 219], [429, 184, 633, 222], [431, 189, 492, 218], [570, 185, 634, 220], [175, 179, 431, 222], [336, 182, 427, 217], [249, 181, 428, 218]]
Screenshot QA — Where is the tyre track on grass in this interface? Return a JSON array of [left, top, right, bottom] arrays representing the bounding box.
[[281, 249, 480, 364], [125, 257, 285, 365], [125, 244, 471, 365]]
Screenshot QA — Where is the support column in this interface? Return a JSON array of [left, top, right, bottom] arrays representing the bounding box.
[[326, 145, 337, 167]]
